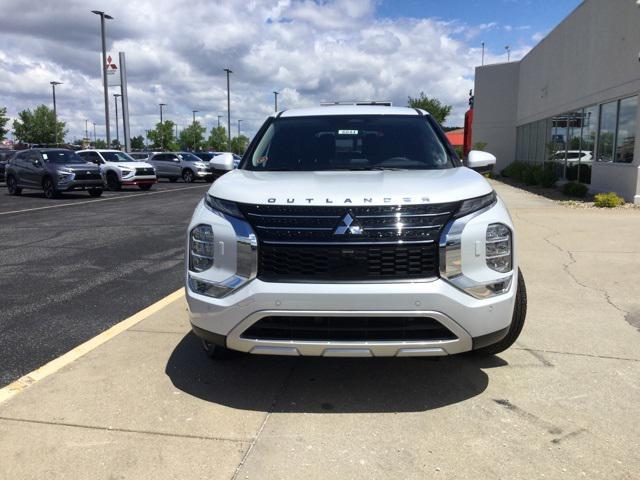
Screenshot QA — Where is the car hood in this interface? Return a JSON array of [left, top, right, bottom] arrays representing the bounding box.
[[210, 167, 493, 206], [62, 163, 101, 170], [106, 162, 154, 169]]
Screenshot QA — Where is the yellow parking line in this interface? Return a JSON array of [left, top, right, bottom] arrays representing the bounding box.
[[0, 184, 208, 216], [0, 288, 185, 406]]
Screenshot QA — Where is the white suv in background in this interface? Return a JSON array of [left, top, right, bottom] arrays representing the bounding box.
[[185, 105, 527, 359], [78, 149, 157, 191]]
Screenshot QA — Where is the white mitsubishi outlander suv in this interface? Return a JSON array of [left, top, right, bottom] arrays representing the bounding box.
[[185, 105, 526, 359]]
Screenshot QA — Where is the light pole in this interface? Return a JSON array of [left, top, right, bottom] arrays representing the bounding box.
[[93, 122, 97, 144], [224, 68, 232, 147], [159, 103, 166, 149], [85, 119, 89, 142], [50, 81, 62, 145], [505, 45, 511, 62], [237, 119, 242, 137], [217, 115, 222, 128], [113, 93, 121, 146], [273, 91, 279, 112], [192, 110, 199, 151], [92, 10, 113, 145], [481, 42, 485, 66]]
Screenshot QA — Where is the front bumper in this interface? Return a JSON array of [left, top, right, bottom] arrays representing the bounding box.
[[187, 274, 516, 357], [122, 176, 157, 186], [58, 179, 104, 191]]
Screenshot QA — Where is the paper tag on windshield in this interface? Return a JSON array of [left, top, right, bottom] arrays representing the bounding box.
[[338, 129, 358, 135], [42, 154, 48, 160]]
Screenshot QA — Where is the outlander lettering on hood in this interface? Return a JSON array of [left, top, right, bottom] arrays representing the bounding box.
[[267, 196, 431, 204]]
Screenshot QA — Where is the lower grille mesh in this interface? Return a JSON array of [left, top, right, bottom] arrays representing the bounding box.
[[242, 316, 457, 342], [259, 243, 438, 282]]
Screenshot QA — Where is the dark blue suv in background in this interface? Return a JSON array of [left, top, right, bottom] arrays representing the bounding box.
[[5, 149, 104, 198]]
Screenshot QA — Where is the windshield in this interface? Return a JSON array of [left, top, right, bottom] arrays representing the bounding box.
[[101, 151, 137, 162], [245, 115, 453, 171], [42, 150, 86, 164], [178, 152, 202, 162], [195, 153, 214, 161]]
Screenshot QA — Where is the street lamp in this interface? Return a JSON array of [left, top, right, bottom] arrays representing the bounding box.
[[238, 119, 242, 137], [481, 42, 485, 66], [273, 91, 279, 112], [224, 68, 233, 147], [93, 122, 97, 144], [192, 110, 199, 151], [159, 103, 166, 149], [114, 93, 121, 146], [50, 81, 62, 146], [91, 10, 113, 145], [85, 119, 89, 142], [505, 45, 511, 62], [217, 115, 223, 128]]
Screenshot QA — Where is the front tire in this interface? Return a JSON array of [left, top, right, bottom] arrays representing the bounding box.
[[201, 340, 238, 360], [88, 188, 103, 197], [43, 177, 59, 199], [474, 268, 527, 356], [106, 172, 121, 191], [7, 175, 22, 195], [182, 169, 195, 183]]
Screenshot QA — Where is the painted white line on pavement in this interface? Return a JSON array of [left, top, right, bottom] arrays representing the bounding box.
[[0, 288, 185, 406], [0, 184, 209, 216]]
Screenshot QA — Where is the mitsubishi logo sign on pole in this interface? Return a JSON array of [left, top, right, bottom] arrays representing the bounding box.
[[105, 53, 121, 87]]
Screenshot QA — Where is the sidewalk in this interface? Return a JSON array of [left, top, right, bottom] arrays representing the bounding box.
[[1, 181, 639, 479]]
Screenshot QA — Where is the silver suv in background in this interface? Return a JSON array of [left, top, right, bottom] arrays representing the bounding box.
[[77, 149, 157, 191], [148, 152, 214, 183]]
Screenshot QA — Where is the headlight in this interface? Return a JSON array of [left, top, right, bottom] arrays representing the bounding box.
[[486, 223, 512, 273], [204, 194, 245, 219], [57, 169, 75, 181], [454, 191, 496, 218], [120, 168, 133, 177], [189, 224, 214, 272]]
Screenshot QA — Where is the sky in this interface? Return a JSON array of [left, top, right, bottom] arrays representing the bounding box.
[[0, 0, 582, 143]]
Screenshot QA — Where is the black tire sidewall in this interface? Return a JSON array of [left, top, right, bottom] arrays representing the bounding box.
[[182, 169, 195, 183]]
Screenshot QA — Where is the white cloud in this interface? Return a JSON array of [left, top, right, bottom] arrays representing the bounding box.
[[0, 0, 533, 141]]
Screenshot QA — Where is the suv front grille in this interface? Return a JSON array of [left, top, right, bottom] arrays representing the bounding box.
[[238, 202, 456, 282], [242, 316, 457, 342], [74, 171, 102, 180], [135, 167, 155, 176], [259, 243, 437, 281]]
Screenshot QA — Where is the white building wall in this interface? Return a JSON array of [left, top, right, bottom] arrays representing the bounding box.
[[473, 0, 640, 203]]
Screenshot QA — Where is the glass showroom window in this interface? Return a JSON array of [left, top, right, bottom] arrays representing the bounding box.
[[565, 110, 584, 182], [579, 105, 597, 184], [598, 100, 618, 162], [614, 96, 637, 163]]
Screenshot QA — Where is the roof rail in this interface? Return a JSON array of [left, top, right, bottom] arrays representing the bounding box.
[[320, 101, 393, 107]]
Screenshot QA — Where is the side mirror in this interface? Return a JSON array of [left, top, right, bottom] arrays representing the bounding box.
[[173, 157, 181, 163], [211, 153, 235, 171], [466, 150, 496, 174], [32, 159, 42, 168]]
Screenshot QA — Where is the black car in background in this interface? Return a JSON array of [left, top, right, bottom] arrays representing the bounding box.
[[5, 148, 104, 198], [0, 150, 17, 182]]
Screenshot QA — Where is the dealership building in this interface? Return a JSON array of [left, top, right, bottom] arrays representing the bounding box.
[[472, 0, 640, 203]]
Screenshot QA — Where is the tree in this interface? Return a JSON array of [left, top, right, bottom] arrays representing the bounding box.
[[147, 120, 177, 150], [0, 106, 9, 141], [12, 105, 67, 145], [110, 139, 121, 149], [130, 135, 145, 150], [207, 126, 228, 151], [407, 92, 452, 124], [94, 139, 107, 149], [179, 121, 207, 151], [230, 135, 249, 155]]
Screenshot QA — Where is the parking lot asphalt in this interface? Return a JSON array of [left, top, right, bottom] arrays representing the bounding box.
[[0, 180, 638, 479], [0, 180, 210, 387]]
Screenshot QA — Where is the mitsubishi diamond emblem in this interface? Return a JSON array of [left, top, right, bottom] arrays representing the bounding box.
[[334, 213, 363, 235]]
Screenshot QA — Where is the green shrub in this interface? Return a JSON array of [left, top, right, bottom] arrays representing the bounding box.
[[562, 182, 589, 198], [536, 163, 558, 188], [522, 164, 542, 185], [453, 146, 463, 159], [501, 161, 526, 179], [594, 192, 624, 208]]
